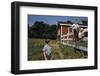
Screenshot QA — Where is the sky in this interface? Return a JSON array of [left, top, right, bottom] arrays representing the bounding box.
[[28, 15, 88, 26]]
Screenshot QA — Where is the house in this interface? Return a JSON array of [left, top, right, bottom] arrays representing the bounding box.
[[57, 22, 88, 42]]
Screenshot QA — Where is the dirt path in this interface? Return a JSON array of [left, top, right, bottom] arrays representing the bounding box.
[[49, 40, 87, 59], [50, 40, 64, 59]]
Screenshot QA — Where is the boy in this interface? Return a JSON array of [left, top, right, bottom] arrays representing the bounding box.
[[42, 40, 52, 60]]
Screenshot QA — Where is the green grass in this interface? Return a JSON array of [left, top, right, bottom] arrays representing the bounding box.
[[68, 40, 88, 47], [78, 40, 87, 47], [28, 38, 45, 60], [28, 38, 87, 61], [59, 43, 82, 59]]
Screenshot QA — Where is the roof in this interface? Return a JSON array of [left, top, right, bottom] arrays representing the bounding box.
[[58, 23, 88, 28]]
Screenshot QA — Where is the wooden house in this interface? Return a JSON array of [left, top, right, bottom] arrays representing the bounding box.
[[57, 22, 87, 41]]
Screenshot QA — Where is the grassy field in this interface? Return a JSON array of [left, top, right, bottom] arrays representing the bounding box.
[[66, 40, 88, 47], [28, 38, 87, 61]]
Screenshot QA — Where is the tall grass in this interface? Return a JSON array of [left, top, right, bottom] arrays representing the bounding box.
[[59, 43, 82, 59], [28, 38, 87, 61], [28, 38, 45, 60]]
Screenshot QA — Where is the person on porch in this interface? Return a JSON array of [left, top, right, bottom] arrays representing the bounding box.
[[71, 23, 79, 41]]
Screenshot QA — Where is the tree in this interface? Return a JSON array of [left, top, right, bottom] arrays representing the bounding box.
[[66, 20, 73, 24], [82, 20, 88, 26], [28, 21, 57, 39], [28, 24, 32, 37]]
